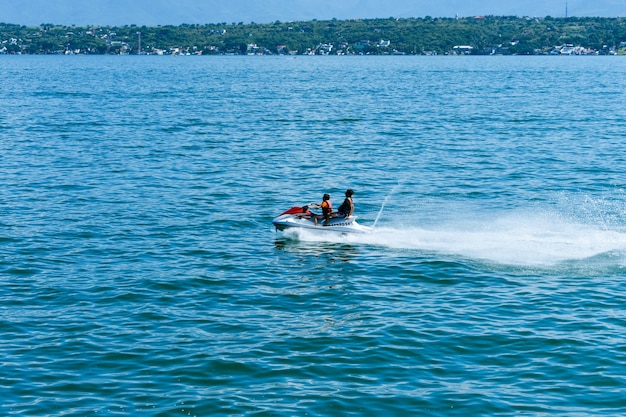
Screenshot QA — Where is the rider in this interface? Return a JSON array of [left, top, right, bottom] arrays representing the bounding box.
[[320, 193, 332, 225], [337, 189, 354, 218], [313, 193, 332, 225]]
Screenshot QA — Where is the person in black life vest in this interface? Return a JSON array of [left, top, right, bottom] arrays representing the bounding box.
[[337, 189, 354, 218], [313, 193, 332, 225]]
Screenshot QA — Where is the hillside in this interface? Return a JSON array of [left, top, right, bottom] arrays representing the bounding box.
[[2, 16, 626, 55]]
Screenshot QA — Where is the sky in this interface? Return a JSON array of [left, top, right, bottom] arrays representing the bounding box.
[[2, 0, 626, 26]]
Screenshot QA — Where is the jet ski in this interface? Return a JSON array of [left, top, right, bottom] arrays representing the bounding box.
[[272, 204, 373, 234]]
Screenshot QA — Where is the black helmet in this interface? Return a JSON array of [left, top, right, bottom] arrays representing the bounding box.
[[323, 193, 330, 200], [345, 189, 354, 196]]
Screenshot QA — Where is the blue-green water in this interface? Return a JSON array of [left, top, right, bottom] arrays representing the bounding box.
[[2, 55, 626, 416]]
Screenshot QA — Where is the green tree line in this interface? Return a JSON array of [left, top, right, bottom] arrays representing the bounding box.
[[2, 16, 626, 55]]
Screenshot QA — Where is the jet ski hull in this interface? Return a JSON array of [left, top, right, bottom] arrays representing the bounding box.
[[272, 206, 372, 234]]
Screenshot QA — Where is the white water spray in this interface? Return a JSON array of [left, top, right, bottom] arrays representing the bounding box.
[[373, 180, 405, 228], [293, 206, 626, 267], [365, 216, 626, 266]]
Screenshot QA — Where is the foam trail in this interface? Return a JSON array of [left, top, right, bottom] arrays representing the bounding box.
[[368, 213, 626, 266], [292, 210, 626, 267]]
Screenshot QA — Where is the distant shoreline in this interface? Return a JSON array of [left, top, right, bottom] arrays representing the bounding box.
[[2, 17, 625, 56]]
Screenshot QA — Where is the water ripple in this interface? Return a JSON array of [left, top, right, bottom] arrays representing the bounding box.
[[2, 56, 626, 416]]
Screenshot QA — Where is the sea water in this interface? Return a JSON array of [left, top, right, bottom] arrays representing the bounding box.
[[2, 55, 626, 416]]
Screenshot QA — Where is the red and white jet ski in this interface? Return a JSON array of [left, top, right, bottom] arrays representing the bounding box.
[[272, 204, 372, 234]]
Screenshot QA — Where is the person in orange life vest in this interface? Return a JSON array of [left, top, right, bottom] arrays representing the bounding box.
[[313, 193, 332, 225]]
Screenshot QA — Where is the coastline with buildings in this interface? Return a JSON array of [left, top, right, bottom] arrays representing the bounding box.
[[2, 16, 626, 56]]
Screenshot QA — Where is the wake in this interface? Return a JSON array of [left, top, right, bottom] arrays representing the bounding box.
[[292, 211, 626, 267]]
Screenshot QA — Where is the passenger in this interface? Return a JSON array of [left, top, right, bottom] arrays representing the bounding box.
[[337, 189, 354, 218], [313, 193, 332, 226]]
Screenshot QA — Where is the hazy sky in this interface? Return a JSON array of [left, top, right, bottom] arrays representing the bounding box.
[[2, 0, 625, 26]]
